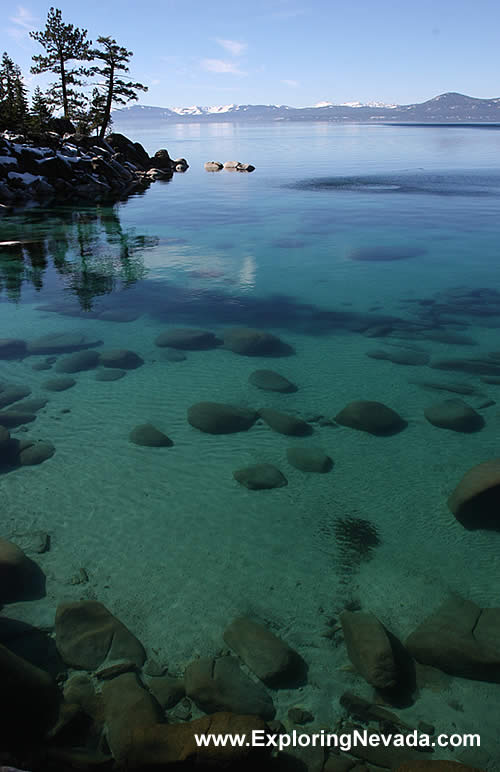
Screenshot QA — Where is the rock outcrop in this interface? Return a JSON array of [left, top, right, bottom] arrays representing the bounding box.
[[0, 131, 188, 206]]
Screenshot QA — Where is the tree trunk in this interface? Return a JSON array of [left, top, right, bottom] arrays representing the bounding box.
[[99, 63, 114, 140], [60, 56, 68, 119]]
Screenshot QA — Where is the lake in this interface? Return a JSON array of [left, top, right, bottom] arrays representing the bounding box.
[[1, 122, 500, 768]]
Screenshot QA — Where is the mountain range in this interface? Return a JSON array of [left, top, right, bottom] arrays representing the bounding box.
[[113, 93, 500, 125]]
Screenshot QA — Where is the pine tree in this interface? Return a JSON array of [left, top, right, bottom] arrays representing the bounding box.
[[30, 7, 91, 121], [30, 86, 53, 132], [88, 36, 147, 138], [0, 52, 29, 131]]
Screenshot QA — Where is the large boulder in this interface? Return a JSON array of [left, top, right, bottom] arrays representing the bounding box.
[[101, 672, 162, 764], [233, 463, 287, 490], [27, 332, 102, 355], [448, 459, 500, 529], [123, 713, 270, 768], [258, 408, 312, 436], [406, 596, 500, 682], [424, 399, 484, 433], [106, 133, 151, 170], [0, 538, 33, 602], [185, 656, 275, 719], [55, 350, 100, 373], [0, 384, 31, 409], [188, 402, 258, 434], [99, 349, 143, 369], [55, 601, 146, 670], [340, 610, 398, 689], [0, 642, 60, 743], [43, 376, 76, 391], [154, 328, 219, 350], [223, 617, 303, 686], [335, 400, 406, 435], [223, 328, 293, 356]]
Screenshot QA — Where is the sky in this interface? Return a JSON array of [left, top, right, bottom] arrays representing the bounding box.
[[1, 0, 500, 109]]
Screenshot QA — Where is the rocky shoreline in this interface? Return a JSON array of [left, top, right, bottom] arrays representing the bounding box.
[[0, 131, 188, 207]]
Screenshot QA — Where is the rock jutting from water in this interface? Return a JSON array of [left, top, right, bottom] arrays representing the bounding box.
[[0, 131, 188, 205], [335, 400, 407, 435]]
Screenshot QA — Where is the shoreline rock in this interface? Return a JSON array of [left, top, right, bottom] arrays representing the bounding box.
[[0, 131, 188, 207]]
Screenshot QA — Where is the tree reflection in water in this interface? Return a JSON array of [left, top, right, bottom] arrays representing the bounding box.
[[0, 203, 158, 309]]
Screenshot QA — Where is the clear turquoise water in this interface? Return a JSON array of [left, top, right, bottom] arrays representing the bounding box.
[[2, 123, 500, 766]]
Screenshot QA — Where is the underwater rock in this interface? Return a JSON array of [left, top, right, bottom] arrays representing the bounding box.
[[233, 463, 287, 490], [481, 375, 500, 385], [0, 338, 27, 359], [185, 656, 275, 719], [223, 327, 294, 356], [448, 458, 500, 529], [95, 368, 126, 381], [99, 349, 144, 369], [340, 610, 398, 689], [101, 672, 162, 764], [409, 379, 477, 396], [188, 402, 258, 434], [123, 713, 269, 768], [0, 538, 32, 602], [154, 328, 219, 350], [18, 440, 55, 465], [430, 358, 500, 376], [286, 446, 333, 473], [43, 376, 76, 391], [162, 349, 186, 362], [335, 400, 406, 436], [424, 399, 484, 433], [248, 369, 297, 392], [8, 398, 48, 413], [406, 596, 500, 682], [27, 332, 102, 355], [0, 425, 10, 448], [32, 360, 52, 370], [349, 245, 425, 262], [0, 641, 60, 743], [0, 384, 31, 409], [0, 411, 36, 428], [367, 347, 430, 366], [55, 350, 100, 373], [129, 424, 173, 447], [258, 408, 312, 436], [420, 330, 478, 345], [223, 617, 304, 686], [147, 675, 185, 710], [55, 600, 146, 670]]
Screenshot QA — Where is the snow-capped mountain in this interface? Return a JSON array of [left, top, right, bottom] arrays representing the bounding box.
[[113, 94, 500, 125]]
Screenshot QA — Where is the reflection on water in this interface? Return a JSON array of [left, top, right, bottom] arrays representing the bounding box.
[[0, 206, 158, 308]]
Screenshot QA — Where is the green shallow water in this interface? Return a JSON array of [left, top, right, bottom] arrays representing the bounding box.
[[1, 122, 500, 766]]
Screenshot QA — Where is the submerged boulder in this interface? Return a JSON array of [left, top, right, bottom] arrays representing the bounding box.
[[188, 402, 258, 434], [424, 399, 484, 433], [249, 369, 297, 392], [286, 446, 333, 472], [233, 463, 287, 490], [56, 350, 100, 373], [223, 328, 293, 356], [258, 408, 311, 436], [129, 424, 173, 447], [99, 349, 143, 369], [335, 400, 406, 436], [155, 328, 219, 350], [448, 458, 500, 529]]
